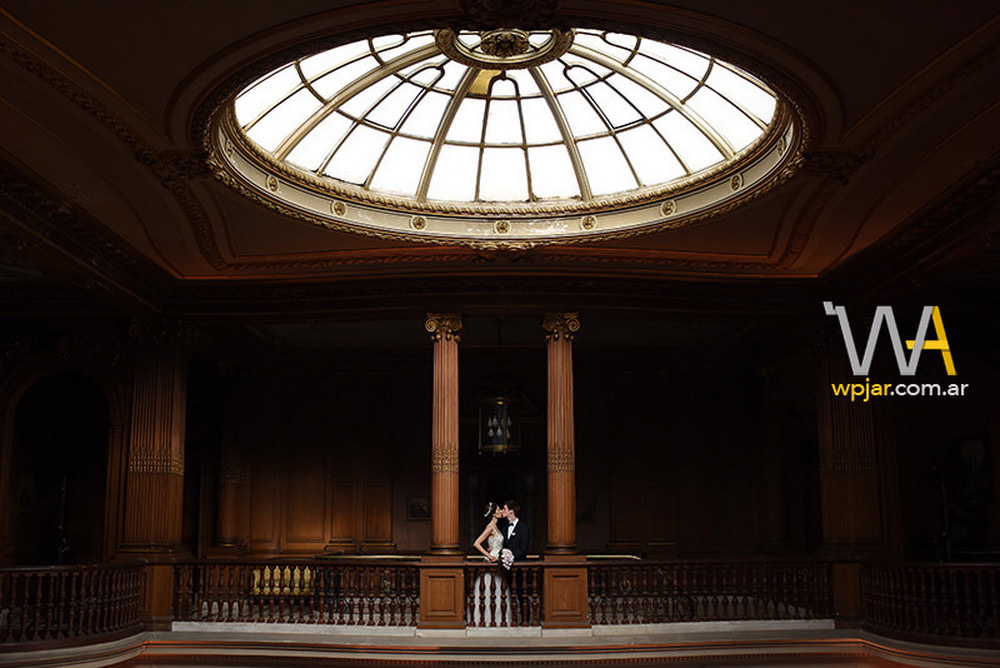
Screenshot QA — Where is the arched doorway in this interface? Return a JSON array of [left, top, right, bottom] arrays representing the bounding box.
[[11, 370, 109, 565]]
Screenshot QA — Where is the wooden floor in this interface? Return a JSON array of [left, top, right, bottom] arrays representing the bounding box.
[[117, 659, 906, 667], [3, 623, 998, 667]]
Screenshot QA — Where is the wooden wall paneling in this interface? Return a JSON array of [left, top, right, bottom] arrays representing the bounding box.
[[363, 478, 393, 550], [328, 476, 356, 551], [284, 441, 328, 550], [608, 461, 646, 552], [249, 448, 279, 553]]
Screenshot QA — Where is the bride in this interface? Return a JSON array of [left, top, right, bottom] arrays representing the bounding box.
[[470, 502, 511, 626]]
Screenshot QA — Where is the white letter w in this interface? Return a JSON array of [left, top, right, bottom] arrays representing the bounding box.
[[823, 302, 934, 376]]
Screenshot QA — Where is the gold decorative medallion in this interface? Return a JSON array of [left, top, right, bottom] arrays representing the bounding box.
[[434, 28, 573, 70], [495, 219, 510, 234], [661, 200, 677, 216], [730, 173, 743, 191], [581, 215, 597, 231], [331, 200, 346, 216], [411, 215, 427, 230], [266, 175, 279, 192]]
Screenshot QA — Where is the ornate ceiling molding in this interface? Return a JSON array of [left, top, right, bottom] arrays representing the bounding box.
[[456, 0, 562, 29], [0, 32, 228, 270], [829, 161, 1000, 297], [0, 155, 170, 310], [208, 106, 803, 253], [2, 3, 997, 288]]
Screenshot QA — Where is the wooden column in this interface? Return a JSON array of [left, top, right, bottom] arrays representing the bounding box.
[[541, 313, 588, 628], [419, 314, 465, 629], [818, 353, 886, 556], [425, 314, 462, 555], [543, 313, 580, 554], [117, 320, 189, 630], [818, 342, 891, 625]]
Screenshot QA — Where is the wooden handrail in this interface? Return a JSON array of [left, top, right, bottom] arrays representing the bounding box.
[[175, 560, 420, 626], [861, 562, 1000, 646], [0, 562, 143, 646], [6, 558, 989, 648], [464, 561, 542, 627], [587, 560, 833, 624]]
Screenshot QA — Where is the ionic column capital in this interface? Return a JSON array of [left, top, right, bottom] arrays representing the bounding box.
[[543, 312, 580, 341], [425, 313, 463, 342], [128, 317, 196, 347]]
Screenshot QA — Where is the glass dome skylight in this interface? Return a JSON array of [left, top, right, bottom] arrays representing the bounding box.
[[211, 28, 801, 245]]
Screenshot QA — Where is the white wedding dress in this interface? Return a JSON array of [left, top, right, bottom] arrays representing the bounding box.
[[470, 528, 512, 626]]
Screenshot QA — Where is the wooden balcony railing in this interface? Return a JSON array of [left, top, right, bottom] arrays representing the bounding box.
[[861, 562, 1000, 645], [588, 560, 833, 625], [464, 561, 542, 627], [0, 563, 143, 645], [3, 558, 996, 649], [174, 560, 420, 626]]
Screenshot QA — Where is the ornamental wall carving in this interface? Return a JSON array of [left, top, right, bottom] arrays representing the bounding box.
[[431, 450, 459, 473], [128, 450, 185, 476], [547, 450, 575, 473]]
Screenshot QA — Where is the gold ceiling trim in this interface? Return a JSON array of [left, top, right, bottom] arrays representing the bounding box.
[[217, 102, 796, 217], [434, 28, 573, 70], [207, 102, 803, 248]]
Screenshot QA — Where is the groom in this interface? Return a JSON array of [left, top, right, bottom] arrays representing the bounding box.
[[501, 500, 530, 561]]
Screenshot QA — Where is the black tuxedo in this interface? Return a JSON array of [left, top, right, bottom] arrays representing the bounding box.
[[501, 517, 531, 560]]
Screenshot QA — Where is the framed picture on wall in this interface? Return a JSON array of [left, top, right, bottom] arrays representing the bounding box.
[[407, 496, 431, 521]]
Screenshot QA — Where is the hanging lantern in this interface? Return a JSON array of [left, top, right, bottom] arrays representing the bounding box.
[[478, 393, 520, 456]]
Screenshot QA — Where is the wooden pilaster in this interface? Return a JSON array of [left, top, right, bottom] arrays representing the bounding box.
[[117, 320, 189, 630], [426, 314, 462, 555], [543, 313, 580, 555]]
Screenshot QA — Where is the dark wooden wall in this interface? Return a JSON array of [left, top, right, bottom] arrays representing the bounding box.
[[184, 343, 827, 559]]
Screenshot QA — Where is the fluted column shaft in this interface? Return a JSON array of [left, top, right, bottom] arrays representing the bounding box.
[[426, 314, 462, 554], [119, 323, 188, 556], [544, 313, 580, 554], [818, 345, 886, 556]]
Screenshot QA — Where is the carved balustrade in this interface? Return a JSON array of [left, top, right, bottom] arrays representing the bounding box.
[[588, 559, 833, 624], [463, 561, 542, 627], [0, 563, 142, 644], [861, 562, 1000, 646], [174, 560, 420, 626]]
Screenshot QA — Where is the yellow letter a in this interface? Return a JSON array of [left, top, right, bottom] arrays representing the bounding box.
[[906, 306, 956, 375]]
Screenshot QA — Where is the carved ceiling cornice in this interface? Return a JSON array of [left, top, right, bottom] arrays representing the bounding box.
[[456, 0, 562, 29], [0, 31, 228, 270], [855, 37, 1000, 156], [164, 274, 823, 319], [800, 150, 873, 184], [0, 155, 170, 311], [828, 160, 1000, 298]]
